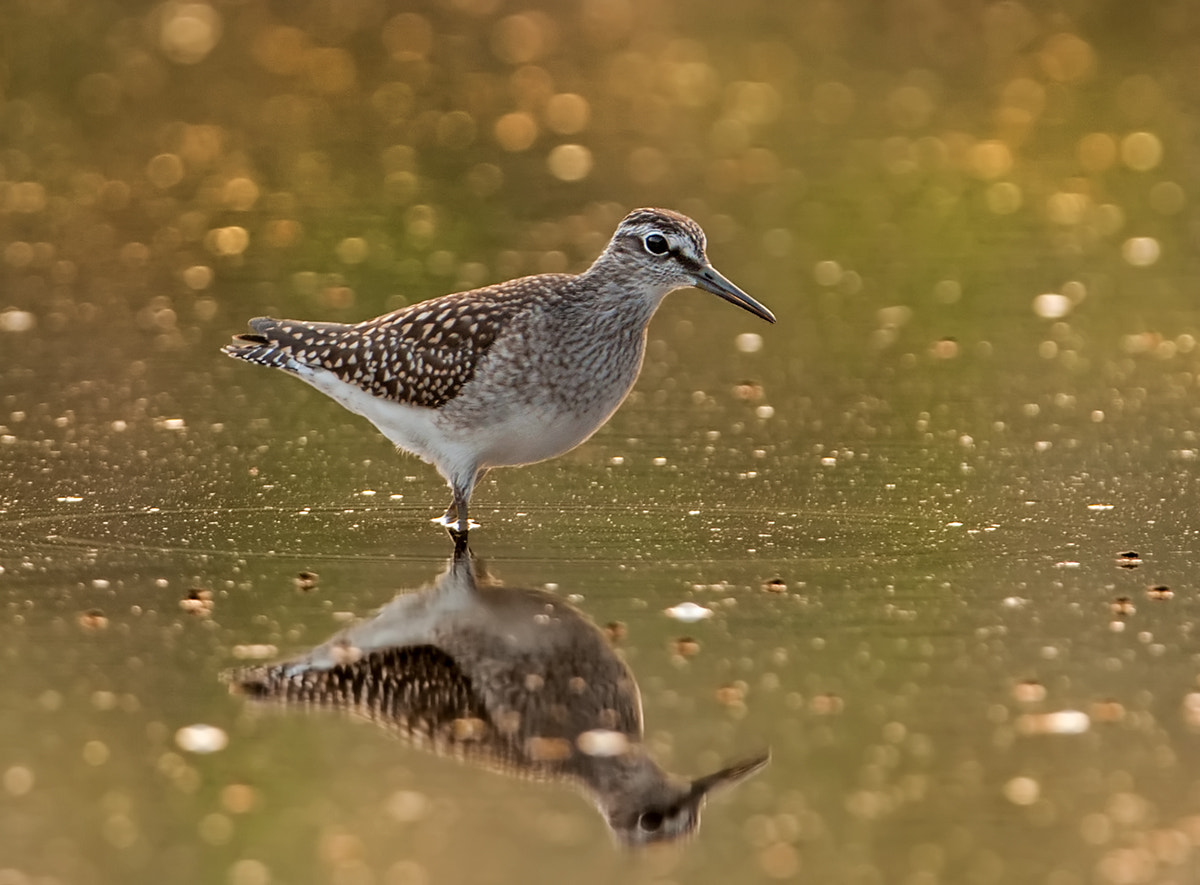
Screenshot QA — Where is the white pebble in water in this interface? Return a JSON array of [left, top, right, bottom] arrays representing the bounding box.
[[175, 724, 229, 754], [664, 602, 714, 622]]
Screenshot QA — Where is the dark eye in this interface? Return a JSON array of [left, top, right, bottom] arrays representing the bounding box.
[[643, 233, 670, 256], [637, 811, 664, 832]]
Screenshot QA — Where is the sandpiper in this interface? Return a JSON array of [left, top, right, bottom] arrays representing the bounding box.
[[224, 208, 775, 534], [234, 543, 769, 844]]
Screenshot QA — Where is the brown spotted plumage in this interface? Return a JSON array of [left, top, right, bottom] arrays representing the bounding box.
[[224, 208, 775, 535]]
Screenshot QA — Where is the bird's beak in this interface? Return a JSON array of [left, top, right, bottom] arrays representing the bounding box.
[[688, 750, 771, 801], [694, 265, 776, 324]]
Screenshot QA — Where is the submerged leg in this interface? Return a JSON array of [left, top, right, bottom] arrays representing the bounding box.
[[434, 467, 487, 535]]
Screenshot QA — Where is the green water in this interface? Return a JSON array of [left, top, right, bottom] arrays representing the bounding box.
[[4, 2, 1200, 883]]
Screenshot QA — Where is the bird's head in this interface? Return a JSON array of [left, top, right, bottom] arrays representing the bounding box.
[[592, 208, 776, 323]]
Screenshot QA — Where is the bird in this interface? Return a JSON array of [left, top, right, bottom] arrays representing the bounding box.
[[232, 541, 769, 845], [223, 208, 775, 535]]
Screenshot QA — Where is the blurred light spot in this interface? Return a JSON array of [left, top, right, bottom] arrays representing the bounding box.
[[383, 13, 433, 60], [228, 859, 271, 885], [207, 226, 250, 256], [231, 644, 277, 660], [336, 237, 369, 265], [182, 265, 213, 290], [199, 812, 233, 845], [1122, 237, 1160, 267], [668, 60, 719, 108], [1033, 293, 1071, 319], [1003, 776, 1039, 805], [306, 48, 356, 94], [372, 82, 414, 124], [813, 260, 842, 287], [727, 81, 781, 126], [146, 153, 185, 190], [466, 163, 503, 197], [83, 740, 110, 766], [710, 117, 751, 156], [494, 112, 538, 151], [383, 171, 419, 205], [157, 1, 221, 65], [1038, 33, 1095, 83], [264, 219, 302, 248], [544, 93, 589, 134], [437, 111, 476, 149], [736, 332, 763, 353], [0, 311, 35, 335], [252, 25, 308, 75], [1149, 180, 1185, 214], [878, 305, 912, 328], [967, 140, 1013, 180], [577, 729, 629, 757], [931, 338, 959, 359], [546, 144, 593, 181], [755, 405, 775, 419], [223, 177, 259, 211], [627, 146, 667, 184], [985, 181, 1022, 214], [176, 724, 228, 754], [1062, 280, 1087, 303], [1046, 192, 1088, 225], [758, 842, 800, 879], [8, 182, 47, 214], [386, 790, 430, 823], [761, 228, 792, 258], [3, 765, 34, 796], [1120, 131, 1162, 171], [492, 13, 550, 64], [4, 242, 34, 268], [1078, 132, 1117, 173]]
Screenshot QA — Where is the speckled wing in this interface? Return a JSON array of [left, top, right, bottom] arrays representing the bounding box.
[[223, 292, 520, 409]]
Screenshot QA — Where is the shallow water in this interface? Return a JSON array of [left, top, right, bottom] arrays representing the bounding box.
[[5, 2, 1200, 884]]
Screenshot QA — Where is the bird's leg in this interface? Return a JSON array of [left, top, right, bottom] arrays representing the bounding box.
[[438, 469, 488, 526], [438, 466, 486, 539]]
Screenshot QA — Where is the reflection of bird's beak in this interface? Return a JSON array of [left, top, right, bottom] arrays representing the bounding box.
[[694, 265, 776, 324], [689, 750, 771, 800]]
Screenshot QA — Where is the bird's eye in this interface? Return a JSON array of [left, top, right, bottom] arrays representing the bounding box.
[[643, 233, 670, 256], [637, 811, 665, 832]]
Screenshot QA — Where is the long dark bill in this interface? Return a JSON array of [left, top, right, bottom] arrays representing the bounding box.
[[695, 265, 776, 323]]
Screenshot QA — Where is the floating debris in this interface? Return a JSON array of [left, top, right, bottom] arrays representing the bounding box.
[[810, 693, 844, 715], [294, 571, 319, 592], [664, 602, 714, 623], [175, 724, 229, 754], [603, 621, 626, 644], [715, 682, 747, 706], [673, 636, 701, 657], [1087, 504, 1115, 511], [732, 380, 765, 402], [180, 588, 214, 616], [1012, 680, 1047, 704], [1146, 585, 1173, 600], [1090, 699, 1126, 722], [1116, 551, 1143, 569], [762, 577, 787, 593], [77, 609, 109, 631], [1016, 710, 1090, 735], [1111, 597, 1136, 617]]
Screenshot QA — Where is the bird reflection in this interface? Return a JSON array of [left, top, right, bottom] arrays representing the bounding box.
[[232, 541, 768, 846]]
